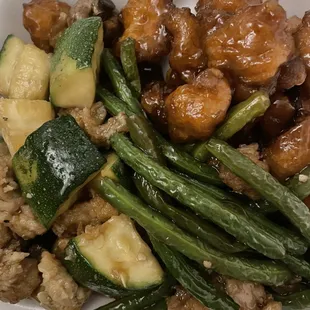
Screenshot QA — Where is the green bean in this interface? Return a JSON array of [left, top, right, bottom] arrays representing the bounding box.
[[175, 171, 308, 256], [150, 237, 239, 310], [120, 37, 141, 96], [206, 138, 310, 242], [96, 87, 223, 186], [274, 290, 310, 309], [134, 172, 248, 253], [94, 177, 293, 286], [192, 92, 270, 162], [102, 49, 142, 115], [96, 87, 134, 117], [110, 134, 287, 260], [286, 166, 310, 200], [282, 255, 310, 280]]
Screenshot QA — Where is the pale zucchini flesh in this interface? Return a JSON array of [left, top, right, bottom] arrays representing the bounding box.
[[75, 214, 164, 289], [0, 99, 54, 155], [50, 17, 103, 108], [9, 44, 50, 100], [0, 35, 25, 97]]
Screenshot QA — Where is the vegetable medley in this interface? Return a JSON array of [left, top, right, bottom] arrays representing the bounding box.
[[1, 0, 310, 309]]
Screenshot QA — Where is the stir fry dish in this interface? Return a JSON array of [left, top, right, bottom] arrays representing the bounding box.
[[1, 0, 310, 309]]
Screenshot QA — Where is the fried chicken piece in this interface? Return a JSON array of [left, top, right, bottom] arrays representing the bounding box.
[[8, 205, 46, 240], [196, 0, 262, 36], [295, 11, 310, 70], [0, 143, 24, 223], [287, 15, 302, 34], [219, 144, 269, 200], [168, 287, 208, 310], [141, 81, 174, 134], [37, 251, 90, 310], [118, 0, 172, 62], [23, 0, 70, 53], [53, 190, 118, 237], [0, 224, 12, 249], [165, 68, 231, 143], [53, 238, 70, 259], [262, 301, 282, 310], [60, 103, 128, 147], [264, 116, 310, 180], [225, 277, 267, 309], [163, 7, 206, 82], [197, 0, 261, 13], [205, 1, 294, 86], [277, 57, 307, 90], [0, 249, 40, 304]]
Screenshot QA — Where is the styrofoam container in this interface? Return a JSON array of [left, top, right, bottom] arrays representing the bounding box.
[[0, 0, 309, 309]]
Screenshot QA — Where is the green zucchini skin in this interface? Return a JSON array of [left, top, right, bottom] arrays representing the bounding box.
[[274, 290, 310, 309], [94, 152, 133, 191], [176, 172, 307, 256], [128, 115, 166, 165], [120, 37, 141, 96], [95, 277, 176, 310], [134, 173, 247, 254], [150, 237, 239, 310], [51, 17, 101, 70], [286, 165, 310, 200], [206, 138, 310, 242], [63, 239, 132, 297], [282, 255, 310, 280], [102, 49, 142, 115], [94, 177, 293, 286], [12, 115, 105, 228], [110, 134, 286, 260], [192, 91, 270, 162]]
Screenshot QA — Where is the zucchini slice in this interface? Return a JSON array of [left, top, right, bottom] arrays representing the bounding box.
[[64, 214, 164, 297], [0, 35, 24, 97], [50, 17, 103, 108], [12, 115, 106, 228], [9, 44, 50, 100], [93, 152, 132, 190], [0, 99, 54, 155]]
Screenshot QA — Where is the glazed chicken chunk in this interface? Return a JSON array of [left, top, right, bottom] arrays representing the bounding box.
[[264, 116, 310, 180], [118, 0, 172, 62], [0, 249, 41, 304], [195, 0, 262, 36], [295, 11, 310, 70], [219, 144, 269, 200], [23, 0, 71, 52], [163, 7, 206, 82], [141, 81, 174, 134], [165, 68, 231, 142], [205, 0, 295, 86], [37, 251, 90, 310]]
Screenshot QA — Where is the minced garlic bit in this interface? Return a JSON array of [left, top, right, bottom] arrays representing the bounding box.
[[299, 174, 309, 183], [203, 260, 212, 269]]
